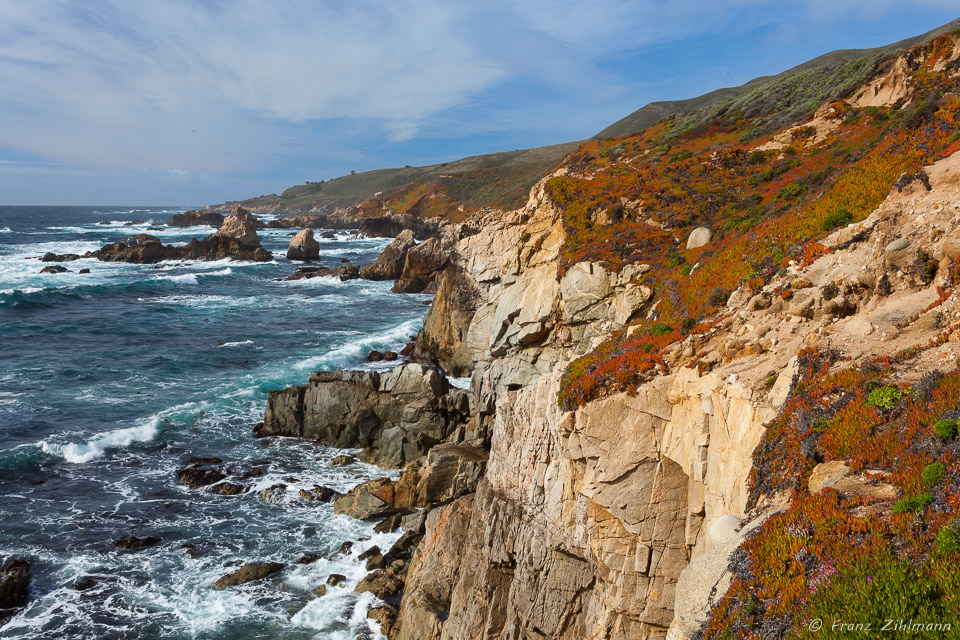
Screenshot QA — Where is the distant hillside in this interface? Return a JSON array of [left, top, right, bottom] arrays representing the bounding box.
[[596, 17, 960, 139], [210, 141, 580, 220]]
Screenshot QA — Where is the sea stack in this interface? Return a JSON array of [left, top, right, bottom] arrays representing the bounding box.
[[286, 228, 320, 260]]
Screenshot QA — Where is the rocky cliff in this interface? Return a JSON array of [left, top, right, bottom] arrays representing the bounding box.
[[261, 31, 960, 639]]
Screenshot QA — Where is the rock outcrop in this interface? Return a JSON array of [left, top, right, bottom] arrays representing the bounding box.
[[359, 213, 443, 240], [360, 230, 416, 281], [259, 363, 470, 468], [392, 236, 449, 293], [286, 228, 320, 260], [93, 207, 272, 263]]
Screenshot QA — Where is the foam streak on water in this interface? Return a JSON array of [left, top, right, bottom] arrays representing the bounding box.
[[0, 206, 424, 640]]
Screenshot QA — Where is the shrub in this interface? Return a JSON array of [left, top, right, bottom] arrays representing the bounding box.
[[680, 264, 693, 276], [933, 419, 959, 439], [707, 287, 729, 307], [821, 208, 853, 232], [937, 524, 960, 554], [867, 385, 901, 410], [650, 323, 673, 336], [820, 282, 839, 301], [922, 462, 946, 487], [681, 317, 696, 334], [893, 493, 934, 514]]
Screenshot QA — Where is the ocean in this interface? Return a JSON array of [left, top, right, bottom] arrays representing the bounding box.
[[0, 206, 429, 639]]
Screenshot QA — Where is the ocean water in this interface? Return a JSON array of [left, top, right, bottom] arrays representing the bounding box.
[[0, 206, 430, 639]]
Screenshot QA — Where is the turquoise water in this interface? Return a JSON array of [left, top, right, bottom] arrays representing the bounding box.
[[0, 206, 428, 639]]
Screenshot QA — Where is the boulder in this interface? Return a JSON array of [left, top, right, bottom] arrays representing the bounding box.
[[176, 457, 226, 489], [287, 229, 320, 261], [279, 265, 359, 281], [686, 226, 712, 250], [167, 210, 225, 228], [355, 570, 403, 599], [360, 230, 416, 281], [40, 265, 70, 274], [332, 454, 356, 466], [298, 485, 341, 503], [392, 237, 449, 293], [334, 478, 398, 520], [326, 573, 346, 586], [0, 559, 30, 609], [213, 562, 284, 588]]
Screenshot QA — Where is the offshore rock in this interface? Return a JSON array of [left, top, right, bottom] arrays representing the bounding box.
[[213, 562, 284, 589], [93, 234, 181, 264], [40, 252, 80, 262], [167, 210, 224, 228], [178, 207, 271, 262], [112, 535, 161, 552], [360, 230, 416, 281], [94, 207, 271, 263], [279, 265, 359, 281], [286, 228, 320, 261]]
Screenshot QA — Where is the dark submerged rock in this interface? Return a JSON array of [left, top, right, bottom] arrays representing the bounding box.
[[112, 535, 161, 551]]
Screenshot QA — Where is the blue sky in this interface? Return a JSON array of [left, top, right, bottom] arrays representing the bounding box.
[[0, 1, 957, 206]]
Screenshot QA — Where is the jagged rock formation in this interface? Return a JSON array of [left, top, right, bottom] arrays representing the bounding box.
[[360, 230, 417, 281], [260, 363, 470, 468]]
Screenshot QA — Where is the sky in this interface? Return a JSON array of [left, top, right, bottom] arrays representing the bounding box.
[[0, 1, 958, 206]]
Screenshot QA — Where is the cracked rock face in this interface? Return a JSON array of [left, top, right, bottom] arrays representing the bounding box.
[[392, 176, 797, 640], [260, 363, 470, 468]]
